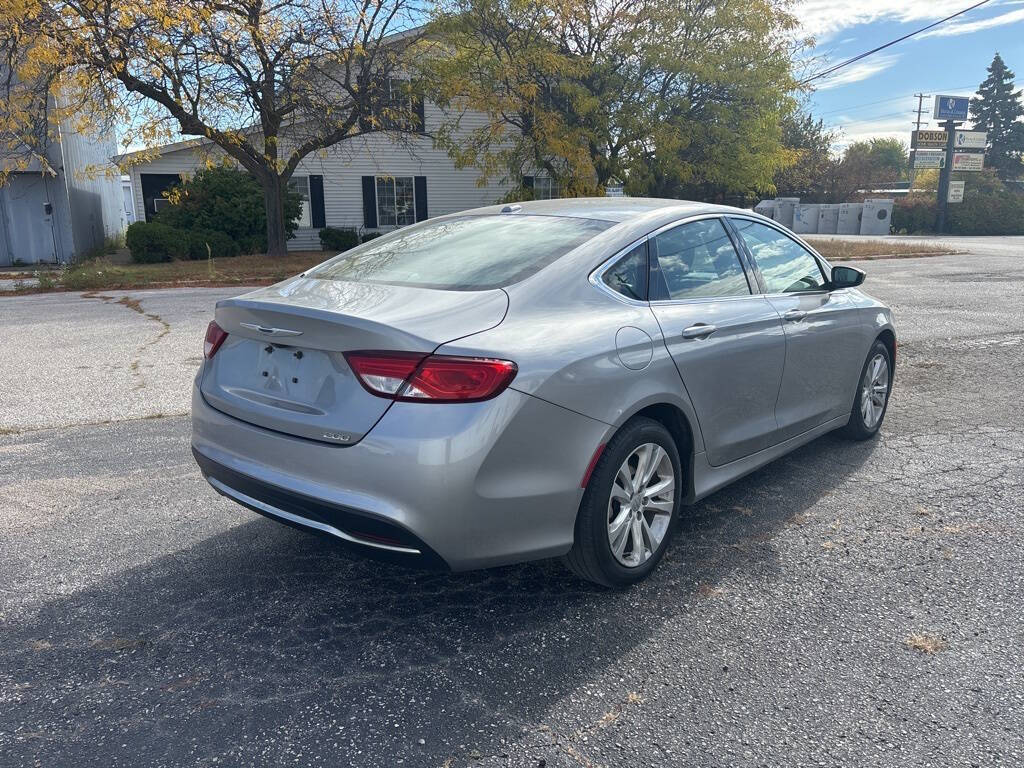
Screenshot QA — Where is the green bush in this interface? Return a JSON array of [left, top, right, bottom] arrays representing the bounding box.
[[187, 229, 240, 260], [319, 226, 360, 252], [125, 221, 188, 263], [155, 166, 302, 253], [892, 197, 936, 234], [893, 171, 1024, 235], [361, 230, 383, 242]]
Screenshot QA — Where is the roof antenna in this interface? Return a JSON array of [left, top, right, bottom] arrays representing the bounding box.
[[500, 204, 522, 213]]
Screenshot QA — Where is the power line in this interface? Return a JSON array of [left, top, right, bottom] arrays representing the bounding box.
[[799, 0, 994, 86], [815, 85, 976, 118]]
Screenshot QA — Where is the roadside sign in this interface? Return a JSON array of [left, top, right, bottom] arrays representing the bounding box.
[[954, 130, 987, 149], [912, 130, 948, 149], [933, 95, 970, 121], [947, 181, 965, 203], [952, 152, 984, 171], [914, 151, 945, 169], [604, 183, 624, 198]]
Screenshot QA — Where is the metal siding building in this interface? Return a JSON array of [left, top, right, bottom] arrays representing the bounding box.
[[0, 124, 126, 266]]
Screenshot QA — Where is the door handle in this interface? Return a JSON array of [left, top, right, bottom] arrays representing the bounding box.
[[783, 310, 807, 322], [682, 324, 717, 339]]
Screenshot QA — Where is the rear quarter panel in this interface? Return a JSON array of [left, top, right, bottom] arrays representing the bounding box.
[[437, 272, 707, 455]]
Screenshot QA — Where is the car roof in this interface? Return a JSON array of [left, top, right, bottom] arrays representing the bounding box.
[[466, 197, 748, 223]]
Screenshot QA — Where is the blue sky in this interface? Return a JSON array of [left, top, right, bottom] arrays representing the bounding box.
[[800, 0, 1024, 150]]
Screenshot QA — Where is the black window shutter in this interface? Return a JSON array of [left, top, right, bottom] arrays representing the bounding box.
[[309, 175, 326, 229], [522, 175, 534, 191], [414, 176, 428, 222], [415, 97, 426, 133], [361, 176, 377, 229]]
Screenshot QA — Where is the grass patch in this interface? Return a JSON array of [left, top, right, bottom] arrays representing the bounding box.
[[906, 633, 948, 654], [5, 238, 958, 295], [807, 238, 958, 262], [8, 252, 334, 294]]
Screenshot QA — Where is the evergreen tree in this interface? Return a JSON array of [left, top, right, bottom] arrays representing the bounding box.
[[970, 53, 1024, 180]]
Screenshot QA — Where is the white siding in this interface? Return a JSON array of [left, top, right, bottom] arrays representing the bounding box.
[[127, 146, 205, 226], [124, 101, 509, 251]]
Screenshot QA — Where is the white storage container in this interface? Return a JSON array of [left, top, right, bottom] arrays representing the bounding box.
[[817, 204, 840, 235], [773, 197, 799, 229], [837, 203, 864, 235], [860, 199, 894, 236], [753, 199, 776, 220], [793, 204, 820, 234]]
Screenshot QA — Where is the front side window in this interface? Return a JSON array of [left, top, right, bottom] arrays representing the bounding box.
[[376, 176, 415, 227], [650, 218, 751, 301], [308, 214, 613, 290], [730, 219, 825, 293], [289, 176, 311, 228], [602, 242, 648, 301]]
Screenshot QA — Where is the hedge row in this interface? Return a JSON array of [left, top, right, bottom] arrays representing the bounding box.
[[892, 171, 1024, 236], [126, 222, 240, 263], [127, 221, 385, 263], [318, 226, 382, 251]]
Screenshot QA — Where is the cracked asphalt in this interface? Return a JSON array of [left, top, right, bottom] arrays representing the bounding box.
[[2, 239, 1023, 767]]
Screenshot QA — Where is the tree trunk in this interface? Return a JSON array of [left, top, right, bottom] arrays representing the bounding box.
[[263, 176, 288, 258]]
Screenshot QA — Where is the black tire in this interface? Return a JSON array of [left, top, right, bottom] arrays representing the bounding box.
[[841, 339, 893, 441], [563, 417, 682, 588]]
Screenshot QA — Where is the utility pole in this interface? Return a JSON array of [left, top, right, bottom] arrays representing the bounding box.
[[936, 118, 959, 233], [909, 92, 929, 189]]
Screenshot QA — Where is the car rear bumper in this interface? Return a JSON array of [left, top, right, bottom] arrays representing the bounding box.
[[190, 384, 608, 571]]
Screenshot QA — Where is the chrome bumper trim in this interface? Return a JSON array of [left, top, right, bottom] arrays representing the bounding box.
[[207, 476, 422, 555]]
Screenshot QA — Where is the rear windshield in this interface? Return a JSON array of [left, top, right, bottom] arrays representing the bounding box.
[[307, 214, 614, 290]]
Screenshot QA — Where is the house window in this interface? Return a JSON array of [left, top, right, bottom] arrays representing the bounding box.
[[376, 176, 416, 227], [533, 177, 558, 200], [289, 176, 311, 228], [140, 173, 181, 221], [384, 78, 424, 132]]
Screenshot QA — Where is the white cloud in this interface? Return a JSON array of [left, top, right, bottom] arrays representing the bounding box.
[[918, 6, 1024, 37], [827, 116, 910, 151], [795, 0, 1010, 42], [814, 54, 902, 90]]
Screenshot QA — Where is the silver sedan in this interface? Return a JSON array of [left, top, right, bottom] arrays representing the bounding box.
[[192, 198, 895, 587]]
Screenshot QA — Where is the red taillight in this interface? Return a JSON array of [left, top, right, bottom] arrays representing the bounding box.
[[204, 320, 228, 359], [345, 351, 517, 403], [345, 351, 426, 396]]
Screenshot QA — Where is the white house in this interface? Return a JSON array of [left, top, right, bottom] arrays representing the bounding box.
[[0, 123, 126, 266], [120, 101, 558, 251]]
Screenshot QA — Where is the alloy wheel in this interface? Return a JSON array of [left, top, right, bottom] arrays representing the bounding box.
[[607, 443, 675, 568], [860, 352, 890, 429]]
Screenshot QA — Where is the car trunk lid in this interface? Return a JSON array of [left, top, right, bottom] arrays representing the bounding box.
[[200, 277, 508, 443]]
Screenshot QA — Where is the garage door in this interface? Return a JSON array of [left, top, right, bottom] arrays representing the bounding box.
[[1, 175, 58, 265]]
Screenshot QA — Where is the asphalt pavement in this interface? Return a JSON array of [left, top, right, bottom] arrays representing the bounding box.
[[1, 238, 1023, 767]]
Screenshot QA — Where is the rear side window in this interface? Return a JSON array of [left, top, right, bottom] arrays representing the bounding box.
[[650, 218, 751, 300], [730, 219, 826, 293], [601, 241, 648, 301], [308, 214, 613, 290]]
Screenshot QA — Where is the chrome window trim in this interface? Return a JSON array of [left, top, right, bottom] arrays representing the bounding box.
[[589, 234, 654, 306], [590, 212, 762, 306], [589, 210, 841, 307], [207, 476, 422, 555]]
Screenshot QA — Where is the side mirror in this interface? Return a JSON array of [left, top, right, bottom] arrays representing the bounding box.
[[830, 265, 865, 289]]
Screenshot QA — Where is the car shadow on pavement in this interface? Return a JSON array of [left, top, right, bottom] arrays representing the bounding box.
[[3, 433, 877, 767]]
